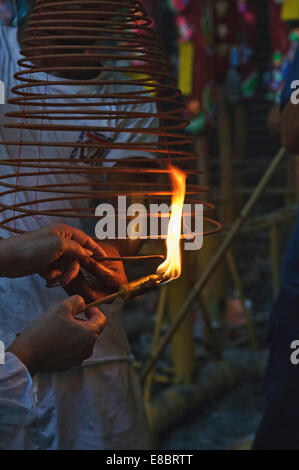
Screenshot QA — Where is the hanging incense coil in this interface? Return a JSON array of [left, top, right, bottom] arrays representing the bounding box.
[[0, 0, 221, 246]]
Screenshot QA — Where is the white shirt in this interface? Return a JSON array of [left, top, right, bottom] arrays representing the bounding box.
[[0, 26, 157, 449], [0, 353, 33, 450]]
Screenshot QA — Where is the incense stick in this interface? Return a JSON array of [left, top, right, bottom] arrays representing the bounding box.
[[91, 255, 165, 262], [84, 274, 164, 310]]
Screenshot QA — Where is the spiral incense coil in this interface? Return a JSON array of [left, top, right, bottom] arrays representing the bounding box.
[[0, 0, 221, 245]]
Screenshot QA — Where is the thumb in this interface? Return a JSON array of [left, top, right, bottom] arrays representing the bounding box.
[[85, 307, 107, 332], [61, 295, 86, 317], [60, 238, 94, 260]]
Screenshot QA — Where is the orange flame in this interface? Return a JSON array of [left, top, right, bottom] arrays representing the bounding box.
[[156, 165, 186, 283]]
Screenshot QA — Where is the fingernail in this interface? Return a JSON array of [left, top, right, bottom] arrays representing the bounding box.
[[84, 249, 93, 256], [48, 271, 61, 280]]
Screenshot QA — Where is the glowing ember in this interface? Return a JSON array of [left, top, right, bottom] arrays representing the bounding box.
[[156, 165, 186, 283]]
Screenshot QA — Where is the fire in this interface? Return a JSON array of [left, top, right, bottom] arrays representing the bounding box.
[[156, 165, 186, 283]]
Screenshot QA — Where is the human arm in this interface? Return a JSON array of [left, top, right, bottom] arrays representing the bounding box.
[[0, 222, 109, 287], [0, 295, 105, 449], [6, 295, 106, 376]]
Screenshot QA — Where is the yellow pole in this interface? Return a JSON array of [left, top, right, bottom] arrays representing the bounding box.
[[144, 285, 168, 401], [226, 249, 258, 349], [166, 250, 196, 384]]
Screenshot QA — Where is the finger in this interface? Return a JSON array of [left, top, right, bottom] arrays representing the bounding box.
[[85, 307, 107, 332], [41, 256, 72, 282], [80, 257, 125, 288], [63, 295, 86, 317], [66, 226, 108, 258], [64, 271, 107, 303], [39, 256, 64, 279], [85, 306, 101, 321], [60, 238, 94, 260], [59, 259, 80, 287], [47, 269, 63, 282], [80, 269, 119, 300]]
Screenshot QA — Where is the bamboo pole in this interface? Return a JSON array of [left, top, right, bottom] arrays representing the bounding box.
[[235, 103, 248, 161], [144, 285, 168, 402], [195, 135, 227, 342], [240, 204, 296, 234], [196, 233, 228, 339], [197, 293, 222, 358], [226, 249, 258, 349], [234, 102, 248, 209], [146, 349, 268, 442], [140, 147, 287, 382], [145, 360, 241, 439], [165, 251, 196, 384], [218, 86, 235, 224]]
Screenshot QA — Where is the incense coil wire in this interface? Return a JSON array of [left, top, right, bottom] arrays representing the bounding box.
[[0, 0, 221, 243]]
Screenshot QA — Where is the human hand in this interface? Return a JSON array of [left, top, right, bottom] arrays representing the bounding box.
[[64, 242, 128, 303], [0, 223, 107, 286], [7, 296, 106, 376]]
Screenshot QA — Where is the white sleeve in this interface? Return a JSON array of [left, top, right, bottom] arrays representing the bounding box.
[[103, 100, 159, 166], [0, 352, 33, 450]]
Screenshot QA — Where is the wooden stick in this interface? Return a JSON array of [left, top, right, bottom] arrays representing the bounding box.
[[85, 291, 121, 309], [198, 293, 222, 358], [226, 249, 258, 349], [217, 86, 235, 225], [144, 285, 168, 402], [240, 204, 296, 234]]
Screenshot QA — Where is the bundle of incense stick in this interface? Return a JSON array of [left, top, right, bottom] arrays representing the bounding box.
[[85, 273, 164, 310]]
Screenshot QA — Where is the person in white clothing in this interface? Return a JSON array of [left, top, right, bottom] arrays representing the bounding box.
[[0, 1, 158, 449], [0, 223, 107, 450]]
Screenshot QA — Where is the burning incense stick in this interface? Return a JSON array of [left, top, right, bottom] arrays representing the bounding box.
[[85, 273, 164, 310]]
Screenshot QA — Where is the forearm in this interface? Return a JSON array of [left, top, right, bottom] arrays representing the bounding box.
[[0, 236, 22, 278], [6, 341, 36, 377], [0, 232, 44, 278]]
